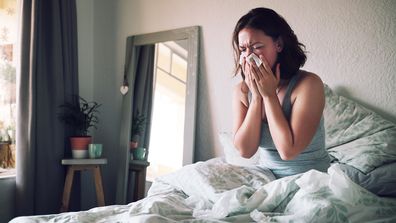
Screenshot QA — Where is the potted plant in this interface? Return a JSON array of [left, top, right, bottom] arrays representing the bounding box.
[[58, 96, 101, 158], [130, 111, 146, 150]]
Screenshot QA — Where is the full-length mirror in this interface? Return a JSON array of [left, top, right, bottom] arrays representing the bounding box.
[[116, 26, 199, 204]]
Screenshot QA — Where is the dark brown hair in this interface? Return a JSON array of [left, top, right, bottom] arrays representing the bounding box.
[[232, 8, 307, 80]]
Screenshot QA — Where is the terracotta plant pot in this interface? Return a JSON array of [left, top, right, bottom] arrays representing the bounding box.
[[70, 136, 92, 150], [70, 136, 92, 159], [130, 141, 138, 150]]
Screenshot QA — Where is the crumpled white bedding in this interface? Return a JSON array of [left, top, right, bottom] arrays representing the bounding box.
[[10, 158, 396, 223]]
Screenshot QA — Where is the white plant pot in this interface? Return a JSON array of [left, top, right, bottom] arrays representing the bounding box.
[[72, 149, 88, 159]]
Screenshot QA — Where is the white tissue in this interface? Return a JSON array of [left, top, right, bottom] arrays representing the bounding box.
[[239, 53, 262, 67], [247, 54, 263, 67]]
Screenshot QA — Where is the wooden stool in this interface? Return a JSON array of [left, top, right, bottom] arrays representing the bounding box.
[[60, 158, 107, 212], [129, 159, 150, 202]]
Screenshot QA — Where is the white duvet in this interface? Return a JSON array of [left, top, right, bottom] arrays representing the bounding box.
[[10, 158, 396, 223]]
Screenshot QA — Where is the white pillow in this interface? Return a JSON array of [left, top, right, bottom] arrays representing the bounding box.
[[218, 132, 260, 166], [324, 84, 396, 173]]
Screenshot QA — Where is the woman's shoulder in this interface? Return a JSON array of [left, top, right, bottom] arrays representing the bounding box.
[[298, 70, 323, 84], [233, 81, 249, 106], [295, 70, 324, 92], [291, 70, 324, 101]]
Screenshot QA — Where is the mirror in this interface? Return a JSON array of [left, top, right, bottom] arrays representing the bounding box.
[[116, 26, 199, 204]]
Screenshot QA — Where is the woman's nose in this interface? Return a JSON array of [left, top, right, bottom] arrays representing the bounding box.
[[246, 47, 252, 55]]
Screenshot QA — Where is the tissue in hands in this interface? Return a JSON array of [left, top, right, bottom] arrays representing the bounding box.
[[239, 53, 262, 67]]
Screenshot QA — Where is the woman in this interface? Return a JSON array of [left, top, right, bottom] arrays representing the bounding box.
[[232, 7, 330, 178]]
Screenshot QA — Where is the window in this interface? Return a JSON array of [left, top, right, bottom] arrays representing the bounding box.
[[0, 0, 19, 177], [147, 41, 188, 181]]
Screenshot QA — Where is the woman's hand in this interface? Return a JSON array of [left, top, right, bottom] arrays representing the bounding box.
[[241, 56, 261, 100], [249, 55, 281, 98]]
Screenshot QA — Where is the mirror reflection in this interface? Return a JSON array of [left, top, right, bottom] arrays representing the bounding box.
[[147, 40, 188, 181]]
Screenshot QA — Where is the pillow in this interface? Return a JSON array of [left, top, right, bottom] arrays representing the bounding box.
[[324, 84, 395, 148], [337, 162, 396, 197], [324, 84, 396, 173], [218, 132, 260, 166]]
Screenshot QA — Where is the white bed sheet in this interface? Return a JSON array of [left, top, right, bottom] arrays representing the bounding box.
[[10, 158, 396, 223]]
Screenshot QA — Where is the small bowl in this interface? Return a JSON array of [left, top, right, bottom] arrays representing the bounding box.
[[72, 150, 88, 159]]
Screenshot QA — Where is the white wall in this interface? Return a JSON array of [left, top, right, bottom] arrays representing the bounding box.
[[76, 0, 94, 101], [77, 0, 122, 209], [77, 0, 396, 205]]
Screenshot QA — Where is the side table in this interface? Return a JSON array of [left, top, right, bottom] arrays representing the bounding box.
[[60, 158, 107, 212], [129, 159, 150, 202]]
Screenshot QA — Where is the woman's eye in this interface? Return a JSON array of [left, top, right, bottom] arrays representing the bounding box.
[[240, 48, 246, 52], [253, 45, 264, 50]]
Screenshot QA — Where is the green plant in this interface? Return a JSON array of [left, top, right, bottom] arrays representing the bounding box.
[[0, 60, 16, 144], [131, 111, 146, 141], [0, 59, 16, 83], [0, 121, 10, 143], [0, 130, 11, 143], [58, 96, 101, 136]]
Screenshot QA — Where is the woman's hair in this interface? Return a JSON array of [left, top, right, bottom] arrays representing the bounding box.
[[232, 8, 307, 80]]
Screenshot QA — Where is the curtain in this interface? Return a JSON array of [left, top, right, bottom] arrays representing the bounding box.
[[116, 43, 155, 204], [16, 0, 79, 215], [132, 45, 155, 151]]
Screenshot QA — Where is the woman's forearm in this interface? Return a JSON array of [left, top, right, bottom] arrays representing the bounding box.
[[233, 98, 263, 158], [263, 94, 295, 160]]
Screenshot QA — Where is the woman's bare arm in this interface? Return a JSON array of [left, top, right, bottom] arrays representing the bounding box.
[[232, 82, 263, 158]]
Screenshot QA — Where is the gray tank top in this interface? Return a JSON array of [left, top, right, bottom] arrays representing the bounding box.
[[250, 72, 330, 178]]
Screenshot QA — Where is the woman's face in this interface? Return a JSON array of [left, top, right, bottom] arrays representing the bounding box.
[[238, 28, 280, 70]]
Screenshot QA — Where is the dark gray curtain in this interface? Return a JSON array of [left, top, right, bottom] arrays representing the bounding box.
[[116, 43, 155, 204], [16, 0, 79, 215], [132, 45, 155, 150], [125, 45, 155, 203]]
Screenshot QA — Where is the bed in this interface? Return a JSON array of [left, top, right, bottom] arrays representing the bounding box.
[[10, 85, 396, 222]]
